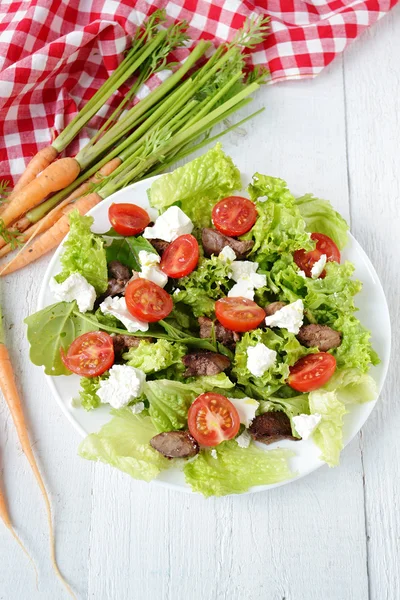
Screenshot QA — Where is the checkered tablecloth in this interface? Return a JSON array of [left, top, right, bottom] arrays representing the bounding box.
[[0, 0, 397, 183]]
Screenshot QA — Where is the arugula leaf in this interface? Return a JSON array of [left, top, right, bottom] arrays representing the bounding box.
[[105, 235, 157, 271], [24, 302, 98, 376]]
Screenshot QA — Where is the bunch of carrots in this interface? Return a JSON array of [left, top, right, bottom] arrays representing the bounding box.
[[0, 11, 269, 595]]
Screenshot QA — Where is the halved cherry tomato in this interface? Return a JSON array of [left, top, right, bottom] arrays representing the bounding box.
[[188, 393, 240, 447], [215, 297, 265, 332], [160, 234, 199, 278], [109, 203, 150, 236], [60, 331, 114, 377], [125, 279, 173, 323], [288, 352, 336, 392], [212, 196, 257, 237], [293, 233, 340, 278]]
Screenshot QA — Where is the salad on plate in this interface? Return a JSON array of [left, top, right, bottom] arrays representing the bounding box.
[[25, 144, 380, 497]]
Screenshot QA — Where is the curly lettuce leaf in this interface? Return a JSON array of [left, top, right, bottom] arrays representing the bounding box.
[[295, 194, 349, 250], [55, 210, 108, 294], [78, 409, 169, 481], [76, 375, 104, 411], [148, 143, 241, 227], [243, 174, 313, 266], [233, 328, 314, 398], [24, 301, 98, 376], [309, 390, 347, 467], [184, 441, 294, 497], [332, 313, 380, 373], [174, 254, 232, 317], [123, 339, 186, 374]]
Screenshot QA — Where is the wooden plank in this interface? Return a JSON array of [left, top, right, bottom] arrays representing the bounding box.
[[343, 6, 400, 600], [86, 63, 368, 600]]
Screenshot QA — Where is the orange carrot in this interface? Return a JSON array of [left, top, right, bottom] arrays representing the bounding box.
[[0, 332, 74, 596], [0, 158, 80, 228], [0, 476, 38, 586], [0, 192, 102, 276], [8, 146, 58, 199]]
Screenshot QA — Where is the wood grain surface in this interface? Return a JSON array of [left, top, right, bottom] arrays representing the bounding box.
[[0, 6, 399, 599]]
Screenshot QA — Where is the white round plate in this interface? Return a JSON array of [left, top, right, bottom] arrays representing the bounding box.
[[37, 176, 391, 494]]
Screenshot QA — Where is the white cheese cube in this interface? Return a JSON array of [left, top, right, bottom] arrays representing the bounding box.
[[100, 296, 149, 332], [311, 254, 327, 279], [49, 273, 96, 313], [228, 277, 255, 300], [143, 206, 193, 242], [246, 343, 277, 377], [218, 246, 236, 263], [98, 365, 146, 409], [264, 299, 304, 334], [228, 397, 259, 427], [292, 413, 322, 440]]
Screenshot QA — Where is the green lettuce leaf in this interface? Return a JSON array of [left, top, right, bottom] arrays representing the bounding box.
[[233, 328, 314, 398], [324, 368, 377, 404], [309, 390, 347, 467], [76, 375, 104, 411], [123, 339, 186, 374], [105, 235, 156, 271], [78, 409, 169, 482], [55, 211, 108, 294], [148, 143, 241, 227], [173, 254, 232, 317], [332, 313, 380, 373], [143, 374, 234, 433], [183, 441, 294, 497], [242, 174, 313, 266], [24, 301, 98, 376], [295, 193, 349, 250]]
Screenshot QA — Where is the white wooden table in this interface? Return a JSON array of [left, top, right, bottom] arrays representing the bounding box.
[[1, 8, 399, 599]]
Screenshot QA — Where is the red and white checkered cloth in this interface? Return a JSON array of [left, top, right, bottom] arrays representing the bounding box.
[[0, 0, 397, 184]]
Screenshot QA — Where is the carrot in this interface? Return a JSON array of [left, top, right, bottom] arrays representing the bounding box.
[[0, 158, 80, 228], [0, 475, 38, 587], [0, 306, 75, 597], [0, 192, 102, 276], [8, 146, 58, 199]]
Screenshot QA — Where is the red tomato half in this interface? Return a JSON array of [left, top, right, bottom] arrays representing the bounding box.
[[293, 233, 340, 278], [160, 234, 199, 278], [288, 352, 336, 392], [109, 203, 150, 236], [212, 196, 257, 237], [125, 279, 173, 323], [61, 331, 114, 377], [215, 297, 265, 332], [188, 393, 240, 447]]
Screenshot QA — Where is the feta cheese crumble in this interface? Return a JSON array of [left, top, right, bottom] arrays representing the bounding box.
[[143, 206, 193, 242], [264, 299, 304, 334], [228, 261, 266, 300], [210, 449, 218, 459], [98, 365, 146, 409], [138, 250, 168, 288], [292, 413, 322, 440], [298, 269, 307, 279], [311, 254, 327, 279], [246, 343, 277, 377], [100, 296, 149, 332], [228, 397, 259, 427], [131, 401, 145, 414], [49, 273, 96, 313], [235, 429, 252, 448], [218, 245, 236, 263]]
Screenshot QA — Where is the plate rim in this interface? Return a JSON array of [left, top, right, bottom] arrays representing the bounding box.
[[37, 177, 392, 495]]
